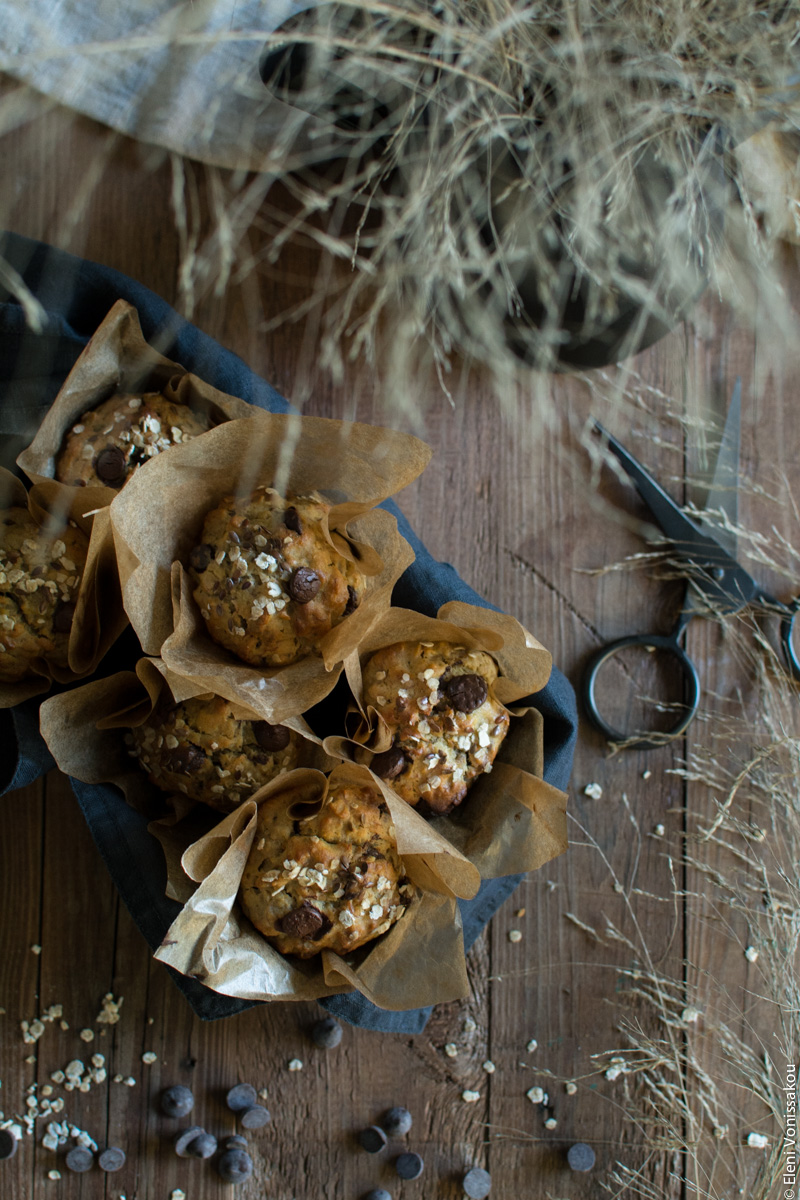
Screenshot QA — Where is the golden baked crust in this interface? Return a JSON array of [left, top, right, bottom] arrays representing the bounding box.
[[239, 780, 415, 958], [0, 507, 88, 682], [55, 391, 209, 488], [361, 640, 510, 816], [189, 489, 364, 667], [128, 693, 300, 812]]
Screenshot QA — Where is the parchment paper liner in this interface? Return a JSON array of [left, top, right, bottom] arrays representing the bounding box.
[[108, 413, 429, 721], [17, 299, 256, 503], [153, 761, 472, 1009], [38, 657, 334, 899], [0, 468, 127, 707], [328, 601, 568, 880]]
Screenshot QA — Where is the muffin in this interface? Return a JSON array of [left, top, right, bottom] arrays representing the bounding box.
[[239, 778, 416, 958], [361, 640, 511, 816], [55, 391, 209, 488], [188, 488, 364, 668], [128, 692, 300, 812], [0, 507, 89, 683]]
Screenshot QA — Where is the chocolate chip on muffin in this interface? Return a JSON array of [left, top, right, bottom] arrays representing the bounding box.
[[239, 778, 416, 958], [361, 640, 511, 816], [188, 488, 364, 667]]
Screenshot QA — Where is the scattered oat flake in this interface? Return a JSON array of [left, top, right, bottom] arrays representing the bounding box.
[[746, 1132, 768, 1148], [141, 1052, 157, 1064], [526, 1087, 545, 1104], [47, 1170, 61, 1180], [565, 1082, 577, 1095], [681, 1006, 702, 1023], [516, 908, 526, 918], [258, 1088, 268, 1100], [288, 1059, 303, 1071], [642, 769, 652, 780], [744, 946, 759, 963], [507, 929, 522, 943], [31, 944, 42, 956], [171, 1191, 187, 1200], [605, 1065, 624, 1081], [463, 1017, 477, 1033], [526, 1039, 538, 1053], [79, 1029, 94, 1043], [482, 1060, 495, 1074], [96, 993, 123, 1025], [583, 782, 602, 799], [461, 1090, 480, 1103], [544, 1116, 558, 1129], [444, 1043, 458, 1058], [654, 823, 665, 837]]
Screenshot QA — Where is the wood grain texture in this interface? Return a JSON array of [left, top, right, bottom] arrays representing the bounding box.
[[1, 74, 797, 1199]]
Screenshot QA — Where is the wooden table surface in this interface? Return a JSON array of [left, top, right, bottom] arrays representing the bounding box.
[[2, 82, 799, 1200]]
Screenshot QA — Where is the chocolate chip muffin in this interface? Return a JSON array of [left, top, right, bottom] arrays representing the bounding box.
[[128, 692, 300, 812], [239, 778, 416, 958], [189, 489, 364, 668], [0, 508, 89, 683], [361, 640, 511, 816], [55, 391, 209, 488]]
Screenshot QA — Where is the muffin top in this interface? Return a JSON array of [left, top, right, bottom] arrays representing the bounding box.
[[361, 639, 510, 816], [128, 692, 300, 812], [0, 507, 89, 683], [189, 488, 364, 668], [55, 391, 209, 488], [239, 779, 416, 958]]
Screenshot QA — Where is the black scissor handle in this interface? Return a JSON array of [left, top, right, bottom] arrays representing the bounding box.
[[582, 633, 702, 749], [779, 596, 800, 682]]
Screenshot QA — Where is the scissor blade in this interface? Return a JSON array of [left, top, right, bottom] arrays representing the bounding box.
[[695, 377, 740, 558]]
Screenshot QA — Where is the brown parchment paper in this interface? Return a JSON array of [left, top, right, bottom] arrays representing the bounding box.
[[153, 762, 471, 1009], [328, 601, 568, 880], [0, 468, 128, 707], [108, 413, 429, 720], [17, 299, 256, 501]]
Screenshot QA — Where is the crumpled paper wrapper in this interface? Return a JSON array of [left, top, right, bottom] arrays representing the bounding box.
[[0, 467, 127, 707], [329, 601, 568, 880], [108, 413, 429, 722], [153, 761, 473, 1009], [38, 656, 333, 899], [17, 298, 256, 502]]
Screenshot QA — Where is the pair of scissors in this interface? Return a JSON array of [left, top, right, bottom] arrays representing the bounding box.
[[582, 379, 800, 748]]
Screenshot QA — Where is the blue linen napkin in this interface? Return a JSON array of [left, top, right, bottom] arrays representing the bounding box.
[[0, 231, 577, 1031]]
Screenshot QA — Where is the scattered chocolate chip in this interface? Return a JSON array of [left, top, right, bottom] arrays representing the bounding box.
[[98, 1147, 126, 1172], [311, 1016, 343, 1049], [225, 1136, 249, 1151], [65, 1146, 94, 1173], [188, 1132, 217, 1159], [363, 1190, 392, 1200], [278, 904, 325, 940], [370, 746, 407, 781], [217, 1148, 253, 1183], [189, 543, 215, 572], [395, 1151, 424, 1180], [94, 445, 127, 485], [463, 1166, 492, 1198], [252, 721, 291, 751], [567, 1143, 596, 1172], [381, 1106, 412, 1136], [160, 1085, 195, 1117], [288, 566, 321, 604], [174, 1126, 207, 1157], [284, 507, 302, 534], [239, 1105, 271, 1130], [359, 1126, 388, 1154], [343, 585, 359, 616], [52, 600, 76, 634], [165, 744, 207, 775], [443, 673, 488, 713], [226, 1084, 258, 1112], [0, 1129, 18, 1159], [228, 531, 240, 544]]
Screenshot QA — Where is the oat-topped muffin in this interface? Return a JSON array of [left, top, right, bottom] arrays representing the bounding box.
[[0, 508, 89, 682], [55, 391, 209, 488], [188, 489, 364, 668], [128, 692, 300, 812], [239, 778, 416, 958], [361, 640, 511, 816]]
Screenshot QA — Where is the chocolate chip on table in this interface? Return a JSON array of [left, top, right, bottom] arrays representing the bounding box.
[[160, 1084, 195, 1117], [225, 1136, 249, 1151], [370, 746, 407, 781], [462, 1166, 492, 1198], [217, 1147, 254, 1183], [189, 543, 215, 572], [0, 1129, 19, 1159], [362, 1191, 392, 1200], [187, 1132, 217, 1159], [226, 1083, 258, 1113], [94, 445, 127, 485], [174, 1126, 207, 1157], [278, 904, 325, 939], [283, 507, 302, 534], [311, 1016, 343, 1049], [98, 1147, 126, 1172], [65, 1146, 94, 1173], [381, 1106, 412, 1137], [239, 1105, 271, 1130], [52, 600, 76, 634], [567, 1142, 596, 1172], [359, 1126, 388, 1154], [395, 1151, 424, 1180], [252, 721, 291, 751], [288, 566, 321, 604], [443, 673, 488, 713]]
